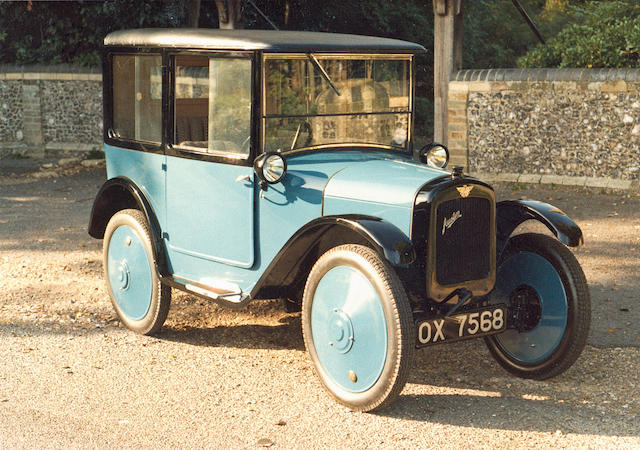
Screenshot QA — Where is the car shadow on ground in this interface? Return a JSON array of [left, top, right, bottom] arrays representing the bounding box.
[[160, 317, 305, 351], [373, 342, 639, 436], [379, 391, 638, 437]]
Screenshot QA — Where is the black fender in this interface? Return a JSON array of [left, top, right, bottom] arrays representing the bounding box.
[[251, 215, 415, 299], [88, 177, 168, 275], [497, 200, 583, 258]]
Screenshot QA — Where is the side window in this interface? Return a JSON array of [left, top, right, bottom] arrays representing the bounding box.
[[112, 54, 162, 143], [174, 56, 251, 156]]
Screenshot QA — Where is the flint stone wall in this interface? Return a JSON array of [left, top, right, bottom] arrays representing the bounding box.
[[0, 80, 23, 145], [0, 65, 102, 158], [448, 69, 640, 182]]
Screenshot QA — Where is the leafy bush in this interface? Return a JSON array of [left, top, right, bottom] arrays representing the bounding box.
[[0, 1, 186, 67], [463, 0, 546, 69], [519, 1, 640, 68]]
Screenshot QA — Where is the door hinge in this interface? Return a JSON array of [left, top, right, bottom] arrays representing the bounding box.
[[161, 163, 167, 171]]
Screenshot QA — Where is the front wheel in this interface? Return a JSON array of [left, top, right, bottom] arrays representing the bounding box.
[[302, 244, 415, 412], [485, 233, 590, 379], [103, 209, 171, 335]]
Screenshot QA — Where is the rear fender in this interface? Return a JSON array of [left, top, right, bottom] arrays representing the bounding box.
[[88, 177, 167, 275]]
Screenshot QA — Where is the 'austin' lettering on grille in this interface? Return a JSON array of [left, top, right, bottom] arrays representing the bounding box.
[[442, 210, 462, 235]]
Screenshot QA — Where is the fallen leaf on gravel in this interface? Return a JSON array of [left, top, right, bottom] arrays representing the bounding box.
[[256, 438, 274, 447], [0, 399, 8, 402], [275, 420, 286, 426], [609, 329, 616, 332]]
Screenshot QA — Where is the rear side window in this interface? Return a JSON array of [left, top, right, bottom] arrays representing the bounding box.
[[112, 54, 162, 143], [174, 55, 251, 157]]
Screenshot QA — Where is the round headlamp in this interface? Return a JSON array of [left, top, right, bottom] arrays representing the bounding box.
[[420, 143, 450, 169], [254, 152, 287, 184]]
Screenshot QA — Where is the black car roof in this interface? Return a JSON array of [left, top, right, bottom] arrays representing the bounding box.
[[104, 29, 426, 53]]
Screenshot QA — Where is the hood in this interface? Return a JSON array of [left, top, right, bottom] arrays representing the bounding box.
[[322, 157, 447, 236], [324, 158, 446, 208]]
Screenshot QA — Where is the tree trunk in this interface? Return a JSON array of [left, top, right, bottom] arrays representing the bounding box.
[[433, 0, 463, 146], [185, 0, 201, 27], [215, 0, 245, 29]]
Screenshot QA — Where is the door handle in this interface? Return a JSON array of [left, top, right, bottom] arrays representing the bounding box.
[[235, 174, 251, 183]]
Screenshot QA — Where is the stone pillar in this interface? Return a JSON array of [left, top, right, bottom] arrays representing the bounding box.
[[447, 80, 468, 168], [21, 80, 44, 157]]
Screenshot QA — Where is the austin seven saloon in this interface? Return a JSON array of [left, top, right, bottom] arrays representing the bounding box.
[[89, 29, 590, 411]]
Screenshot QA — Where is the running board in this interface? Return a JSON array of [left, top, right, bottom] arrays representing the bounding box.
[[160, 275, 252, 309]]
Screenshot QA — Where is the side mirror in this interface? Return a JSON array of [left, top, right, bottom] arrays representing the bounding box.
[[254, 152, 287, 189], [419, 142, 449, 169]]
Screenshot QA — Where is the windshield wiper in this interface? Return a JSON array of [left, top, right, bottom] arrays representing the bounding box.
[[307, 53, 341, 97], [246, 0, 340, 97]]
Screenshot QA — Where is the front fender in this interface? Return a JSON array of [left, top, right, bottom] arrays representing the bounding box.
[[333, 215, 416, 266], [497, 200, 583, 257], [251, 215, 415, 299]]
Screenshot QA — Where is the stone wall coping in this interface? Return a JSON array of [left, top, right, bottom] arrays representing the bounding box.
[[44, 142, 101, 152], [452, 68, 640, 83], [0, 65, 101, 81], [470, 171, 639, 194]]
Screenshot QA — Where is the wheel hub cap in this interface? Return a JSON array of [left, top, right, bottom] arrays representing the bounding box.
[[510, 284, 542, 331], [107, 225, 153, 321], [328, 308, 354, 354], [310, 265, 387, 393], [116, 261, 130, 291]]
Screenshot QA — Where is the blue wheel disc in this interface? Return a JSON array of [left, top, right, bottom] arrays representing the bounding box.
[[107, 224, 153, 321], [491, 251, 568, 364], [310, 265, 388, 393]]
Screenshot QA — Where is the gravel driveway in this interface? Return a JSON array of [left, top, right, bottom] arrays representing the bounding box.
[[0, 166, 638, 448]]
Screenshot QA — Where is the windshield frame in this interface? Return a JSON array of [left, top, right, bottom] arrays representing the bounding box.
[[261, 52, 415, 155]]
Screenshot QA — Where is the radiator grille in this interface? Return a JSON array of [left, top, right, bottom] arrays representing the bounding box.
[[435, 197, 491, 285]]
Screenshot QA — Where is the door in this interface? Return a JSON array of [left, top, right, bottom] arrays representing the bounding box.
[[164, 54, 255, 277]]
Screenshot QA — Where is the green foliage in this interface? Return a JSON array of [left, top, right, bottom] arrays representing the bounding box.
[[0, 0, 186, 66], [519, 1, 640, 68], [463, 0, 547, 69]]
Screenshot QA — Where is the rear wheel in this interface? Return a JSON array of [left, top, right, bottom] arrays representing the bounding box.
[[301, 244, 414, 411], [103, 209, 171, 335], [485, 233, 590, 379]]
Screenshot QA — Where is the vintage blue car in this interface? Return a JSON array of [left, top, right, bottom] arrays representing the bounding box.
[[89, 29, 590, 411]]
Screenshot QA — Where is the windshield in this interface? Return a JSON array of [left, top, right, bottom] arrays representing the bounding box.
[[263, 54, 412, 153]]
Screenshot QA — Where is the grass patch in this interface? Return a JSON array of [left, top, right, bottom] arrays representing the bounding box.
[[8, 153, 30, 160], [86, 149, 104, 160]]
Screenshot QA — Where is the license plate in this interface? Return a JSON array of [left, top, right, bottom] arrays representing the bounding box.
[[415, 304, 506, 347]]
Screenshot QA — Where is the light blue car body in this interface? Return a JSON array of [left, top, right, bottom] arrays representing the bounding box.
[[105, 144, 448, 294]]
